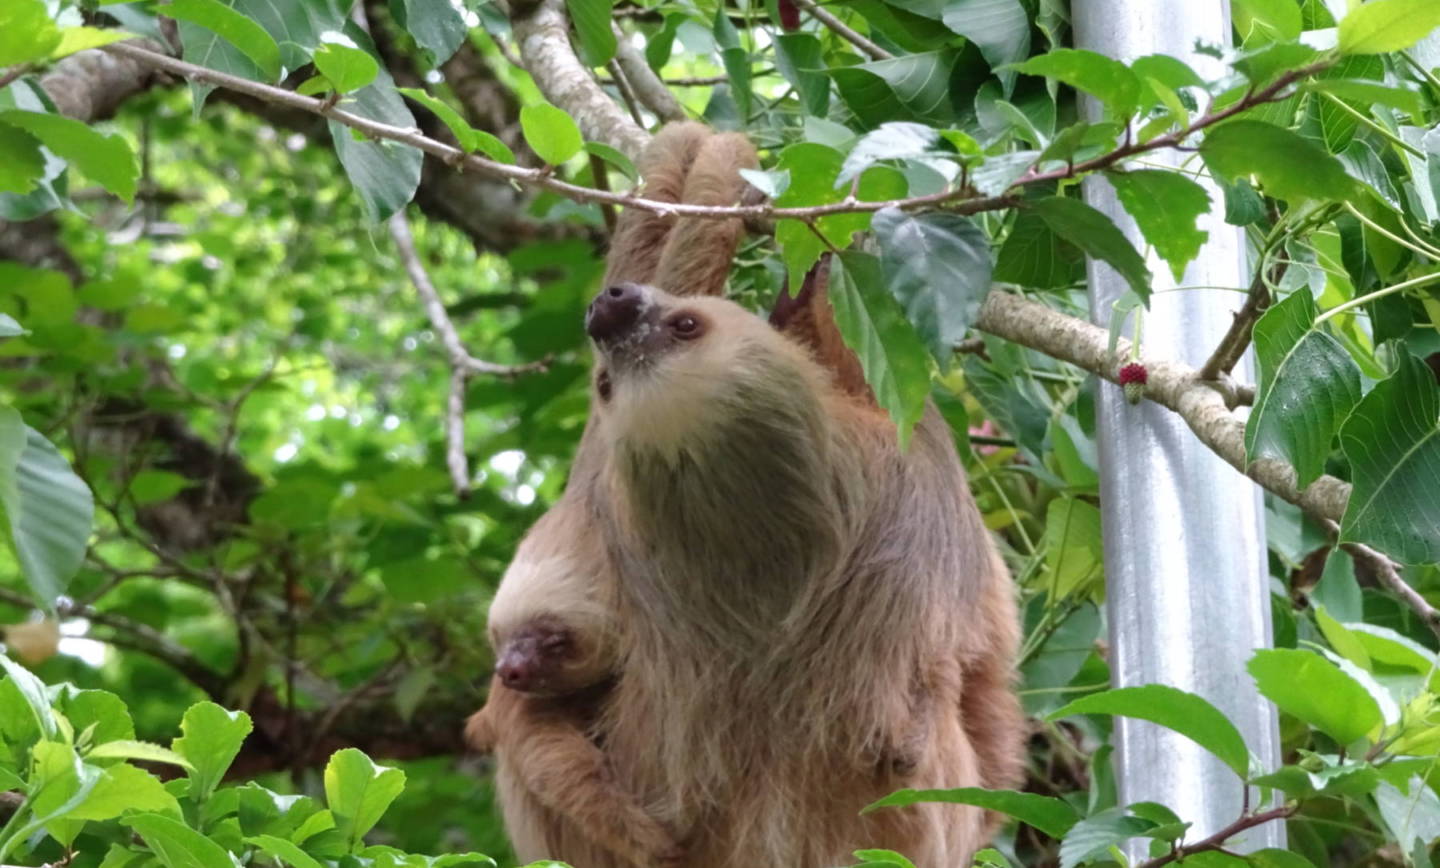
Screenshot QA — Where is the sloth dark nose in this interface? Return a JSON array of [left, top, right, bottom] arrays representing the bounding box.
[[496, 654, 535, 691], [586, 284, 644, 343]]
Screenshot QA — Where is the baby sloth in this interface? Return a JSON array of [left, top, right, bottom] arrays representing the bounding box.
[[464, 499, 684, 868]]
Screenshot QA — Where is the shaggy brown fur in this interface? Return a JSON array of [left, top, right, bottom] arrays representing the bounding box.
[[466, 123, 1023, 868]]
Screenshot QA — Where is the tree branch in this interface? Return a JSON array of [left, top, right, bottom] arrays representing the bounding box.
[[99, 43, 1332, 225], [790, 0, 892, 60], [611, 24, 687, 122], [1198, 259, 1285, 382], [1135, 805, 1296, 868]]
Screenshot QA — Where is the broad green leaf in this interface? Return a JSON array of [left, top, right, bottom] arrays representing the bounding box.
[[838, 122, 939, 186], [1248, 849, 1320, 868], [831, 52, 956, 127], [774, 34, 829, 116], [863, 787, 1079, 838], [1245, 291, 1362, 488], [0, 123, 44, 195], [721, 45, 752, 120], [0, 408, 94, 607], [51, 27, 135, 60], [1106, 170, 1210, 282], [1233, 0, 1303, 42], [1248, 648, 1382, 744], [871, 207, 992, 366], [829, 252, 932, 446], [969, 150, 1039, 196], [521, 104, 584, 166], [129, 470, 192, 505], [1050, 684, 1250, 778], [566, 0, 616, 67], [167, 0, 282, 81], [0, 0, 61, 65], [68, 764, 180, 821], [993, 210, 1083, 289], [940, 0, 1029, 93], [963, 354, 1049, 460], [1201, 120, 1354, 203], [1058, 809, 1157, 868], [326, 28, 421, 222], [1306, 79, 1423, 116], [390, 0, 468, 64], [226, 0, 348, 72], [0, 652, 58, 739], [738, 168, 790, 198], [0, 110, 138, 203], [1337, 0, 1440, 54], [1338, 353, 1440, 563], [1038, 497, 1103, 602], [397, 88, 515, 163], [122, 813, 235, 868], [245, 835, 325, 868], [313, 39, 379, 93], [852, 849, 916, 868], [52, 686, 134, 745], [1013, 49, 1141, 118], [88, 740, 196, 771], [172, 701, 253, 803], [1027, 196, 1151, 303], [1251, 762, 1381, 799], [585, 142, 636, 182], [325, 747, 407, 850]]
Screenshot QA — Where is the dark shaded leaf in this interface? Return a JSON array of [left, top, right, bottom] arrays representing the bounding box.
[[1028, 196, 1151, 302], [872, 207, 992, 366]]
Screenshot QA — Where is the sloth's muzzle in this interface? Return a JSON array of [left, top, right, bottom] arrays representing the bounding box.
[[586, 283, 650, 345]]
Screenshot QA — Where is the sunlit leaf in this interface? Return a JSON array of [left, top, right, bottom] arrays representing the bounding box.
[[0, 110, 138, 203], [1248, 648, 1383, 744], [863, 787, 1079, 838], [1201, 120, 1354, 203], [1106, 169, 1210, 281], [1050, 684, 1250, 778], [521, 103, 584, 166], [1337, 0, 1440, 54]]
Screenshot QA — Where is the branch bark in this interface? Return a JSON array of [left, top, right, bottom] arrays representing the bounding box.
[[611, 26, 687, 122], [790, 0, 892, 60]]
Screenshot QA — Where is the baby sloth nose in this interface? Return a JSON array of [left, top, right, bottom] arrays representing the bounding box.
[[496, 653, 535, 691], [586, 284, 645, 343]]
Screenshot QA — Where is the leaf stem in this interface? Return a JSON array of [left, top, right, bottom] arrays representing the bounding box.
[[1343, 201, 1440, 260], [1315, 269, 1440, 324], [1317, 92, 1424, 156]]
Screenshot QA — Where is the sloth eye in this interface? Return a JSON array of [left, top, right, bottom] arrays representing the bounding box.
[[670, 315, 702, 339]]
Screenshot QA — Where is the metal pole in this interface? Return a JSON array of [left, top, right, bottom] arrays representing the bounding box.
[[1071, 1, 1283, 853]]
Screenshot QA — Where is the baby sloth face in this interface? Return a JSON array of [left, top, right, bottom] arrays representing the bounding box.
[[494, 616, 580, 696]]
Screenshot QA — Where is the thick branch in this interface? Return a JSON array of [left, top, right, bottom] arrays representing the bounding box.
[[510, 0, 649, 159], [611, 25, 687, 122], [975, 291, 1352, 524], [1199, 260, 1284, 382], [791, 0, 892, 60], [100, 44, 1331, 224]]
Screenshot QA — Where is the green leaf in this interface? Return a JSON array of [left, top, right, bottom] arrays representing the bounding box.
[[828, 252, 933, 447], [1233, 0, 1303, 42], [1244, 291, 1362, 488], [520, 103, 584, 166], [838, 122, 940, 186], [0, 0, 61, 65], [122, 812, 235, 868], [0, 123, 45, 195], [51, 27, 135, 60], [52, 687, 135, 745], [1059, 809, 1156, 868], [77, 273, 142, 309], [1248, 648, 1382, 744], [1028, 196, 1151, 303], [69, 764, 180, 821], [863, 787, 1079, 838], [389, 0, 467, 64], [1012, 49, 1141, 119], [831, 52, 957, 126], [852, 849, 915, 868], [0, 110, 138, 203], [171, 701, 252, 803], [993, 210, 1082, 290], [1039, 496, 1104, 602], [0, 408, 94, 607], [774, 34, 830, 117], [585, 142, 636, 182], [1201, 120, 1355, 203], [325, 29, 421, 222], [1106, 170, 1210, 282], [224, 0, 348, 72], [129, 470, 192, 506], [871, 207, 992, 367], [324, 747, 407, 850], [1050, 684, 1250, 778], [313, 39, 379, 93], [88, 739, 196, 771], [0, 652, 59, 739], [1338, 0, 1440, 54], [939, 0, 1029, 93], [1306, 79, 1423, 116], [396, 88, 515, 163], [166, 0, 282, 81], [245, 835, 325, 868], [1338, 353, 1440, 564], [566, 0, 616, 67]]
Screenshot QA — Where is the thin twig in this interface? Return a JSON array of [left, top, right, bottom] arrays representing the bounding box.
[[0, 64, 33, 91], [597, 73, 729, 87], [790, 0, 892, 60], [605, 58, 646, 127], [611, 25, 688, 121], [1136, 805, 1296, 868], [100, 42, 1333, 225], [1320, 518, 1440, 640], [1198, 259, 1285, 381]]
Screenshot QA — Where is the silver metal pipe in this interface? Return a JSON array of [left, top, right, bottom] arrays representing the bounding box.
[[1071, 1, 1283, 852]]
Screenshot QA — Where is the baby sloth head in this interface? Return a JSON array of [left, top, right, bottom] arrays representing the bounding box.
[[586, 283, 826, 457]]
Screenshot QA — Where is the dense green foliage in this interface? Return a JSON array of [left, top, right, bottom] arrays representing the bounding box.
[[1, 0, 1440, 865]]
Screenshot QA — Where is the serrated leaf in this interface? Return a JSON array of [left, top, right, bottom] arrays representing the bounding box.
[[1338, 0, 1440, 54], [940, 0, 1029, 93], [0, 0, 61, 65], [1338, 353, 1440, 564], [1244, 291, 1362, 488], [1028, 196, 1151, 303], [0, 408, 94, 607], [1201, 120, 1354, 203], [863, 787, 1079, 838], [566, 0, 616, 67], [313, 39, 378, 93], [1248, 648, 1382, 744], [993, 210, 1082, 289], [1012, 49, 1140, 119], [871, 207, 991, 367], [167, 0, 282, 81], [0, 652, 58, 739], [1058, 809, 1156, 868], [828, 252, 932, 446], [122, 812, 235, 868], [325, 747, 407, 850], [0, 110, 137, 203], [1050, 684, 1251, 778], [969, 150, 1039, 196], [1107, 169, 1210, 282], [69, 764, 181, 821], [520, 103, 583, 166], [225, 0, 348, 72], [831, 51, 956, 126], [172, 701, 252, 803]]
